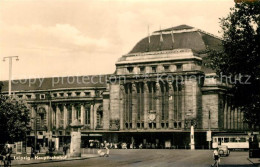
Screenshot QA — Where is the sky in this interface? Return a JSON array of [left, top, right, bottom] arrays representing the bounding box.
[[0, 0, 235, 80]]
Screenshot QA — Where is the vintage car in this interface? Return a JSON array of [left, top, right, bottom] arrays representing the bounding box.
[[218, 145, 230, 156]]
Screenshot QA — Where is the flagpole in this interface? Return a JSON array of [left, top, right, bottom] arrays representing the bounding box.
[[171, 30, 174, 49], [159, 26, 163, 50], [148, 25, 150, 51]]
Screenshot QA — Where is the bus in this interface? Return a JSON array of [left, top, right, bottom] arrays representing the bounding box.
[[212, 133, 249, 150]]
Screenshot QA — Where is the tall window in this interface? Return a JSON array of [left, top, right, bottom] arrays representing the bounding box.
[[76, 105, 81, 122], [149, 82, 153, 111], [174, 81, 182, 124], [125, 83, 132, 129], [68, 105, 72, 124], [96, 106, 103, 128], [59, 105, 64, 128], [85, 105, 91, 125], [52, 106, 56, 127], [37, 107, 46, 128]]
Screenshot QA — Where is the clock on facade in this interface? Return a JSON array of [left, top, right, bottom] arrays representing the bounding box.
[[148, 113, 156, 121]]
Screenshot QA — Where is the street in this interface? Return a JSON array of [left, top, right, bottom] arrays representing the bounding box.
[[20, 150, 256, 167]]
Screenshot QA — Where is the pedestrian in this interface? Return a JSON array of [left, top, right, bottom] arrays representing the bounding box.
[[212, 148, 220, 167], [39, 143, 42, 153], [1, 144, 12, 167], [104, 146, 109, 157], [63, 144, 68, 155]]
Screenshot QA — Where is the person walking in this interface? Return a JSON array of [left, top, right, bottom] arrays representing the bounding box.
[[212, 148, 220, 167], [63, 144, 68, 155], [104, 146, 109, 157]]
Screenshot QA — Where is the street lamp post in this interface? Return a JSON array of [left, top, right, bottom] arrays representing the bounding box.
[[208, 110, 211, 150], [2, 56, 19, 96], [190, 124, 195, 150]]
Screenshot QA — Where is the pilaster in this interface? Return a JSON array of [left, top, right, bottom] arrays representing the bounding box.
[[132, 82, 137, 129], [81, 104, 85, 125]]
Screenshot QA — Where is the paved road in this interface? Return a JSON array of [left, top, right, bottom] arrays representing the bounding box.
[[20, 150, 255, 167]]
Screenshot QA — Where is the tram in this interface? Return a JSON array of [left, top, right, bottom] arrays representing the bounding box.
[[212, 133, 249, 150]]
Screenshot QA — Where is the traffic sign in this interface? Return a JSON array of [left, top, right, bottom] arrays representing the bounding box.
[[207, 131, 212, 141]]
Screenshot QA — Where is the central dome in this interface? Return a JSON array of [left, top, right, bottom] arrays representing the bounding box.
[[129, 24, 222, 54]]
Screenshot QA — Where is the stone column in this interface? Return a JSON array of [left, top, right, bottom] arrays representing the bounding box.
[[56, 105, 60, 129], [52, 105, 56, 128], [119, 84, 125, 130], [48, 105, 52, 130], [234, 108, 238, 130], [132, 83, 137, 129], [81, 104, 85, 125], [155, 82, 161, 129], [90, 104, 94, 129], [143, 81, 149, 129], [231, 107, 234, 129], [64, 104, 68, 129], [168, 82, 174, 129], [238, 108, 242, 130], [70, 120, 83, 157], [72, 104, 76, 122], [241, 111, 244, 130]]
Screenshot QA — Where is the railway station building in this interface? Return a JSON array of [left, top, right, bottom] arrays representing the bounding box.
[[0, 25, 249, 150]]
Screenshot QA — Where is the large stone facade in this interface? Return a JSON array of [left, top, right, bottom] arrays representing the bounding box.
[[0, 25, 248, 149]]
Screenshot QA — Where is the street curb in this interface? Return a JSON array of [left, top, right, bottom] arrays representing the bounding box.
[[12, 156, 99, 166], [247, 158, 259, 166]]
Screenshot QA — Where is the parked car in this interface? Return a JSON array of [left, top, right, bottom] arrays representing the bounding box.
[[218, 145, 230, 156], [121, 143, 127, 149]]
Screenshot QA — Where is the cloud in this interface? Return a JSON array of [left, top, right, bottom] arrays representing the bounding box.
[[0, 0, 235, 80], [0, 23, 109, 53]]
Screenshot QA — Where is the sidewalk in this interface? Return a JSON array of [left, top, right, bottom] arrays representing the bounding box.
[[247, 158, 260, 167], [10, 153, 99, 166]]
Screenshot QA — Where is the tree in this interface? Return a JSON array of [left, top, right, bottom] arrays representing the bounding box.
[[0, 94, 31, 145], [0, 81, 3, 92], [206, 1, 260, 128]]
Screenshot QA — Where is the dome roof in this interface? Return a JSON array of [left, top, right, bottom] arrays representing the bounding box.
[[129, 24, 222, 54]]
